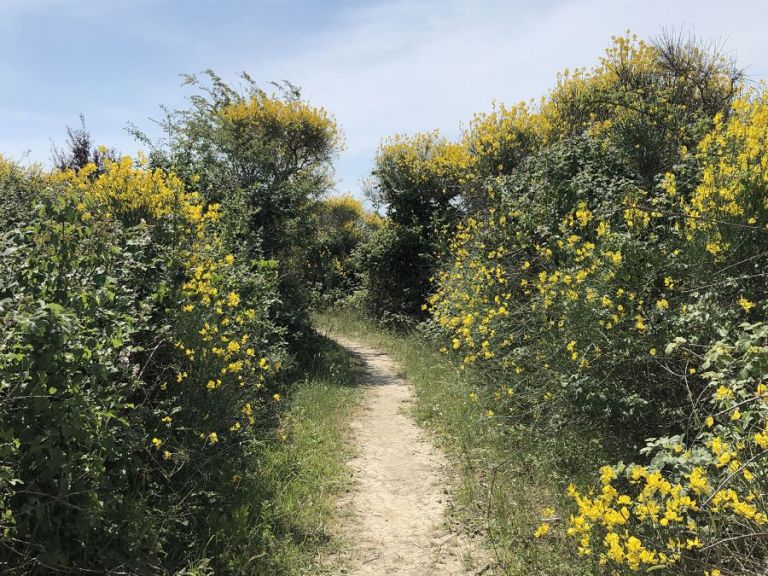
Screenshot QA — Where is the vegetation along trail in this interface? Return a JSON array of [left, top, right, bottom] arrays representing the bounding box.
[[326, 334, 489, 575]]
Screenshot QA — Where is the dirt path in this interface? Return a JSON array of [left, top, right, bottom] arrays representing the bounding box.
[[327, 335, 489, 576]]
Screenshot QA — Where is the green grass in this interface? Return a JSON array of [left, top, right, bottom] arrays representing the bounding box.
[[315, 308, 602, 575], [208, 332, 365, 575]]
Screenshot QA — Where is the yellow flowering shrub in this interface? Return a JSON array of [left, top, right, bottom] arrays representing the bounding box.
[[0, 154, 286, 572], [677, 87, 768, 262], [462, 33, 743, 184], [417, 33, 762, 576], [360, 131, 475, 321], [428, 133, 685, 421], [372, 130, 475, 220], [63, 155, 286, 437], [567, 324, 768, 574], [162, 72, 342, 334], [0, 156, 45, 230], [52, 154, 198, 223], [464, 100, 551, 177], [309, 195, 382, 305], [220, 93, 338, 147]]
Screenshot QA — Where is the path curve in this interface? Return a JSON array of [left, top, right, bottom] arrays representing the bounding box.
[[327, 335, 488, 576]]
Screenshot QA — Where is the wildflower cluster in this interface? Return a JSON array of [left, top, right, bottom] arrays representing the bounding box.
[[567, 325, 768, 574], [676, 88, 768, 261]]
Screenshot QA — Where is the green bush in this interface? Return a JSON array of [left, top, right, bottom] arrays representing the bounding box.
[[140, 71, 342, 337], [377, 33, 766, 574], [0, 156, 286, 573], [305, 195, 381, 307], [358, 131, 471, 322], [352, 222, 431, 326]]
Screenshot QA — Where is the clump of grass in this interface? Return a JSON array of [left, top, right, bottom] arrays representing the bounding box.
[[216, 332, 365, 575], [316, 309, 600, 575]]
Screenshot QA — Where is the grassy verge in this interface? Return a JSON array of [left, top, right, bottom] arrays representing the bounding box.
[[315, 308, 601, 575], [210, 332, 365, 575]]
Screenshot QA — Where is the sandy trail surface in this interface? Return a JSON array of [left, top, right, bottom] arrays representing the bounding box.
[[327, 335, 489, 576]]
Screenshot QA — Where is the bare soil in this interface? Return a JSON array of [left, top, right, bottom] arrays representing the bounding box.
[[326, 335, 490, 575]]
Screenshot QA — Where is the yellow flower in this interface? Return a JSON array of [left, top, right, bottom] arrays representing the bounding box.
[[208, 432, 219, 444], [600, 465, 616, 485], [713, 386, 734, 401], [273, 393, 281, 402], [151, 437, 163, 449], [534, 523, 550, 538], [738, 296, 755, 312], [686, 467, 709, 495], [755, 429, 768, 449], [227, 292, 241, 307]]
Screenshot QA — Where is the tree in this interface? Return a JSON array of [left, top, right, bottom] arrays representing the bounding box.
[[141, 71, 342, 334], [359, 131, 472, 321], [51, 114, 117, 173]]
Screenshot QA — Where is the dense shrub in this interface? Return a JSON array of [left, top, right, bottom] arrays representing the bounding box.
[[352, 222, 432, 325], [567, 325, 768, 574], [557, 86, 768, 576], [140, 71, 342, 337], [367, 33, 766, 574], [0, 155, 286, 573], [306, 195, 382, 306], [358, 131, 471, 321]]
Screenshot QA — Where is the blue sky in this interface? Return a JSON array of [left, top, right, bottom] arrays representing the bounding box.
[[2, 0, 767, 198]]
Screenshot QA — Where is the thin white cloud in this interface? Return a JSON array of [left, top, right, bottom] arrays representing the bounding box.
[[2, 0, 767, 196], [251, 0, 768, 194]]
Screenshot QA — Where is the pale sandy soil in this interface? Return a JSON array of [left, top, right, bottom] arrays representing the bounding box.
[[325, 335, 491, 576]]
